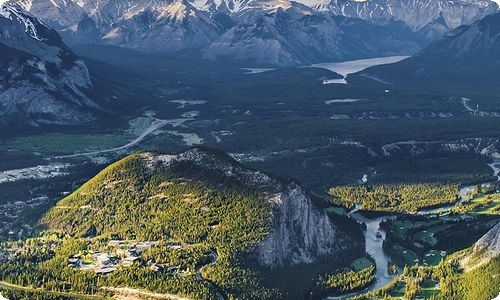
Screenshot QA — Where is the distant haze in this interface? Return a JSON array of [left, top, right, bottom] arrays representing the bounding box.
[[0, 0, 8, 5]]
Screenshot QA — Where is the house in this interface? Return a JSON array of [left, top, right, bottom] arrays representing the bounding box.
[[125, 249, 139, 257], [135, 241, 156, 251], [95, 267, 116, 275], [166, 266, 178, 273], [122, 256, 141, 267], [67, 257, 82, 268], [92, 253, 111, 266]]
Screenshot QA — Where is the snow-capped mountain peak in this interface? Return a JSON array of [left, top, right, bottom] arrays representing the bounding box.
[[159, 0, 192, 22], [6, 0, 500, 65]]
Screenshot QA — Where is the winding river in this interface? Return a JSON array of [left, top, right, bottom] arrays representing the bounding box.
[[326, 159, 500, 299]]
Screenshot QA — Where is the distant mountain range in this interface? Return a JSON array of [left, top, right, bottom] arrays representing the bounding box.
[[0, 4, 100, 126], [349, 12, 500, 91], [7, 0, 499, 65]]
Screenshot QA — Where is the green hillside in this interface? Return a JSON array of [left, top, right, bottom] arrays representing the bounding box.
[[0, 151, 279, 299], [41, 151, 273, 248]]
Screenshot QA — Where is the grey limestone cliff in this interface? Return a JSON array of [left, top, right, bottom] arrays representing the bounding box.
[[462, 221, 500, 270], [256, 183, 353, 267], [473, 221, 500, 258]]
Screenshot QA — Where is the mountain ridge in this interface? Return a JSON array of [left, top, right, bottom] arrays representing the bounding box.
[[37, 147, 362, 298], [347, 12, 500, 92], [8, 0, 500, 65]]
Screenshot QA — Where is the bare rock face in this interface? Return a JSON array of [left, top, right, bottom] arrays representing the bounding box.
[[462, 221, 500, 270], [256, 183, 353, 267], [0, 4, 98, 126], [474, 221, 500, 258]]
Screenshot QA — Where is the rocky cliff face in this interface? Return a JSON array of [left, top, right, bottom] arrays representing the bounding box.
[[256, 183, 353, 267], [462, 221, 500, 269], [0, 4, 98, 126], [474, 221, 500, 257]]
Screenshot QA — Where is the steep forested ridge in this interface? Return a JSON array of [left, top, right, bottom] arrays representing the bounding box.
[[41, 149, 275, 246]]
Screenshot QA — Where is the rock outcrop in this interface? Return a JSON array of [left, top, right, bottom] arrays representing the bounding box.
[[256, 183, 352, 267], [474, 221, 500, 258], [462, 221, 500, 270], [0, 4, 99, 126]]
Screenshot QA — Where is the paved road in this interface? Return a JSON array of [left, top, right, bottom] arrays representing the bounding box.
[[196, 250, 225, 300], [54, 118, 192, 159]]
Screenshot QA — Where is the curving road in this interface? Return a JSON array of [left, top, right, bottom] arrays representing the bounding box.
[[196, 250, 225, 300], [54, 118, 192, 159]]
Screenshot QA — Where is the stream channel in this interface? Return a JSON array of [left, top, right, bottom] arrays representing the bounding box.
[[325, 159, 500, 299]]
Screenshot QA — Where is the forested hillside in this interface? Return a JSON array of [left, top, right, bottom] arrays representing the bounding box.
[[0, 147, 357, 300], [36, 148, 279, 298]]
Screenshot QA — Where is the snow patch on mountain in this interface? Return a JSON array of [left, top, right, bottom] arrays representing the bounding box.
[[1, 4, 46, 40], [160, 1, 190, 21]]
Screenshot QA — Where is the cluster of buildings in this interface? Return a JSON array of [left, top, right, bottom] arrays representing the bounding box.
[[0, 199, 44, 241], [67, 240, 183, 276], [0, 163, 73, 241], [0, 163, 71, 183]]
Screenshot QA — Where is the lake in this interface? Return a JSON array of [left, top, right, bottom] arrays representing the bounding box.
[[312, 56, 409, 84]]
